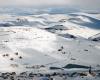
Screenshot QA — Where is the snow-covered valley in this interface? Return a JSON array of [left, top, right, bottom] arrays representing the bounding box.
[[0, 11, 100, 80]]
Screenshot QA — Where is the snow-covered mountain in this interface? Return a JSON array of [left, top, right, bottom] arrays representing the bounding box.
[[0, 8, 100, 77], [68, 13, 100, 29]]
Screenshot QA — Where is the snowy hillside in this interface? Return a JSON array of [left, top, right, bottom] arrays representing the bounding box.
[[0, 8, 100, 80], [0, 26, 100, 72]]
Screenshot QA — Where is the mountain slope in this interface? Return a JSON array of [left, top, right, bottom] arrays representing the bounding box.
[[0, 27, 100, 73]]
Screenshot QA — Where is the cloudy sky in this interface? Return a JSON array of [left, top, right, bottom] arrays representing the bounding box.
[[0, 0, 100, 10]]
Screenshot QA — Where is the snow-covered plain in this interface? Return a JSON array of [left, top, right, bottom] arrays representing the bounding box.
[[0, 10, 100, 80]]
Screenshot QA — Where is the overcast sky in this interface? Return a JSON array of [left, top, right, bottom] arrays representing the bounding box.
[[0, 0, 100, 10]]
